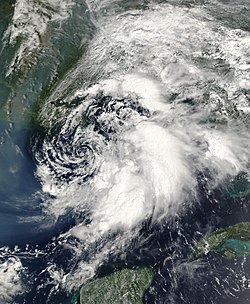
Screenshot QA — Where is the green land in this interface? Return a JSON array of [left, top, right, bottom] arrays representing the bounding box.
[[194, 222, 250, 259], [79, 267, 153, 304]]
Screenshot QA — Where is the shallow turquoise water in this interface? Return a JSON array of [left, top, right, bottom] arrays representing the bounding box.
[[0, 0, 250, 303]]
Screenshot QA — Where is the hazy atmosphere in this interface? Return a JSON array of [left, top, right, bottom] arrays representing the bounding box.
[[0, 0, 250, 303]]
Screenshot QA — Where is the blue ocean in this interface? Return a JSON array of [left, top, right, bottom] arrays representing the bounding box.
[[0, 0, 250, 303]]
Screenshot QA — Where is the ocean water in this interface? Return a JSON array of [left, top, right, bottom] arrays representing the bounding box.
[[0, 0, 250, 303]]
